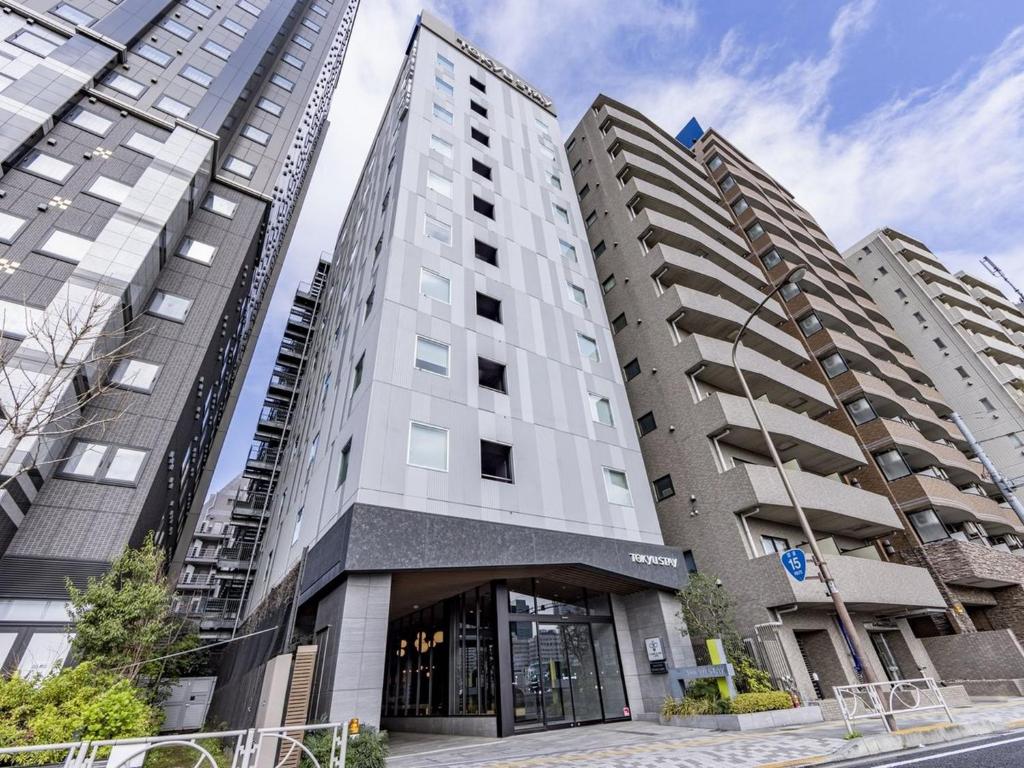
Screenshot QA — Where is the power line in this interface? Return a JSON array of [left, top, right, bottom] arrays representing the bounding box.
[[109, 625, 278, 673]]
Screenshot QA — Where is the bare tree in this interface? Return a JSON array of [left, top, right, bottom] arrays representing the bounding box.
[[0, 286, 146, 494]]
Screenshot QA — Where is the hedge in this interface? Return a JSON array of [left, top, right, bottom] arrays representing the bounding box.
[[728, 691, 794, 714]]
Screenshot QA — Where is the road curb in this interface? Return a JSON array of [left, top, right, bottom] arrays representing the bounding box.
[[821, 719, 1003, 763]]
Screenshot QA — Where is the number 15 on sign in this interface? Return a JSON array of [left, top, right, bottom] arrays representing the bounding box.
[[780, 548, 807, 582]]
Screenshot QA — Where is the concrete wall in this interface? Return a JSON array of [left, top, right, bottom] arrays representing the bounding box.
[[921, 629, 1024, 681]]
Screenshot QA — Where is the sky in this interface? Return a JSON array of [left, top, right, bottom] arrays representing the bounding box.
[[209, 0, 1024, 492]]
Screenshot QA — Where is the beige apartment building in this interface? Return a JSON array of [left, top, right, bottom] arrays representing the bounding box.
[[566, 95, 1024, 702]]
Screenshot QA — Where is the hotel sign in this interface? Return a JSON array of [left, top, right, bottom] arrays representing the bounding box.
[[629, 553, 678, 568], [455, 37, 554, 111]]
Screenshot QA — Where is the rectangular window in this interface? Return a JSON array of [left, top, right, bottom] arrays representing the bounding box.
[[353, 354, 364, 390], [559, 239, 577, 263], [731, 197, 750, 216], [222, 17, 247, 36], [572, 159, 582, 176], [478, 357, 507, 393], [475, 239, 498, 266], [51, 3, 95, 25], [472, 158, 492, 180], [202, 193, 237, 218], [180, 65, 214, 88], [0, 212, 24, 245], [110, 359, 160, 393], [433, 103, 454, 124], [473, 196, 495, 219], [760, 248, 782, 269], [136, 43, 173, 67], [585, 211, 598, 229], [907, 509, 949, 543], [177, 237, 216, 265], [415, 336, 450, 376], [568, 282, 587, 306], [683, 550, 698, 573], [653, 475, 675, 501], [845, 397, 877, 425], [337, 439, 352, 486], [956, 366, 969, 380], [436, 53, 454, 73], [65, 106, 112, 137], [293, 34, 314, 50], [481, 440, 513, 483], [745, 222, 766, 240], [37, 229, 89, 262], [184, 0, 214, 17], [423, 213, 451, 244], [237, 0, 261, 16], [86, 176, 132, 204], [476, 292, 502, 323], [819, 352, 848, 379], [241, 124, 271, 145], [310, 2, 329, 17], [124, 132, 163, 157], [895, 288, 907, 299], [435, 76, 454, 96], [933, 337, 947, 350], [281, 52, 304, 70], [470, 75, 486, 92], [593, 240, 607, 259], [160, 18, 194, 40], [104, 72, 147, 98], [364, 288, 374, 319], [601, 275, 616, 295], [875, 449, 912, 481], [19, 151, 74, 183], [603, 468, 633, 506], [552, 203, 570, 225], [611, 312, 627, 333], [430, 134, 452, 158], [470, 101, 488, 118], [913, 311, 926, 323], [471, 127, 489, 147], [271, 73, 295, 92], [427, 170, 452, 198], [589, 393, 613, 426], [546, 172, 562, 190], [707, 155, 723, 171], [301, 16, 321, 32], [292, 507, 303, 544], [147, 290, 192, 322], [577, 333, 599, 362], [980, 397, 996, 413], [61, 441, 147, 485], [797, 313, 823, 337], [760, 535, 790, 556], [623, 358, 641, 380], [202, 39, 232, 59], [257, 97, 283, 116], [420, 268, 450, 303], [578, 183, 590, 199], [155, 96, 190, 119], [719, 174, 736, 191], [637, 411, 657, 436], [8, 28, 61, 57], [408, 422, 448, 471]]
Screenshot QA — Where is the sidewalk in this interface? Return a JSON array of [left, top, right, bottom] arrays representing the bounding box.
[[385, 698, 1024, 768]]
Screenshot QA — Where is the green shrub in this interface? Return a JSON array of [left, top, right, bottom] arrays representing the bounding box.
[[683, 678, 721, 702], [344, 727, 388, 768], [298, 728, 335, 768], [727, 691, 793, 714], [660, 696, 718, 718], [734, 655, 774, 693]]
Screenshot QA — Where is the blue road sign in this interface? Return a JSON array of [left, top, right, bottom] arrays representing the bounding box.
[[780, 548, 807, 582]]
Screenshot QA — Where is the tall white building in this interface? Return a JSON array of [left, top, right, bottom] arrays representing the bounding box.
[[221, 12, 692, 736]]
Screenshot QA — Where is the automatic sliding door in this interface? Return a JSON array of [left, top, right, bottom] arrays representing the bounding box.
[[563, 623, 603, 722], [537, 623, 570, 726]]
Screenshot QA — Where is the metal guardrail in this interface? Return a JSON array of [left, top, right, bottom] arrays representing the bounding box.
[[832, 677, 953, 734], [0, 722, 353, 768]]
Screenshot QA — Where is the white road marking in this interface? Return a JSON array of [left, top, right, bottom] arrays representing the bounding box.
[[871, 733, 1024, 766]]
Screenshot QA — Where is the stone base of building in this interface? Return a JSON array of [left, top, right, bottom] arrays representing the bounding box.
[[381, 716, 498, 737]]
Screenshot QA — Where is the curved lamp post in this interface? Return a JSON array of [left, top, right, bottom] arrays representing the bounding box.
[[730, 265, 885, 693]]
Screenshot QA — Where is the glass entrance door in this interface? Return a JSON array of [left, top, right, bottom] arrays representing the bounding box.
[[870, 632, 903, 682]]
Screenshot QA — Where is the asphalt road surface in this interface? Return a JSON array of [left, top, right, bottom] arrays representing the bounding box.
[[836, 732, 1024, 767]]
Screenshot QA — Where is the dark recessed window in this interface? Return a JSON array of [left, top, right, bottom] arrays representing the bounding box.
[[470, 75, 486, 92], [601, 274, 616, 294], [473, 196, 495, 219], [637, 411, 657, 436], [478, 357, 507, 393], [471, 127, 489, 146], [593, 240, 607, 258], [578, 184, 590, 199], [353, 354, 364, 390], [760, 248, 782, 269], [571, 159, 582, 176], [481, 440, 513, 482], [653, 474, 675, 501], [475, 239, 498, 266], [476, 292, 502, 323], [797, 313, 823, 337], [845, 397, 877, 425], [623, 358, 641, 381], [875, 449, 911, 481], [612, 313, 627, 333], [337, 439, 351, 486], [470, 101, 488, 118], [819, 352, 848, 379], [683, 550, 697, 573], [472, 158, 492, 180], [585, 211, 598, 229]]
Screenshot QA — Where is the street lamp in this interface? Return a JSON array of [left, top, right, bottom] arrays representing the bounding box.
[[730, 265, 885, 690]]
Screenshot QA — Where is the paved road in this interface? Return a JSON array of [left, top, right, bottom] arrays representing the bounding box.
[[835, 733, 1024, 767]]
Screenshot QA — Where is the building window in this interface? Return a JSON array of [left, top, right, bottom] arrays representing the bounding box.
[[478, 357, 507, 393], [980, 397, 996, 413], [797, 313, 824, 337], [85, 176, 132, 205], [337, 439, 352, 486], [51, 3, 95, 25], [292, 507, 303, 544], [636, 411, 657, 436], [760, 535, 790, 556], [745, 222, 765, 240], [875, 449, 912, 481], [593, 241, 607, 259], [61, 441, 147, 485], [181, 65, 214, 88], [65, 106, 112, 137], [310, 2, 329, 17], [731, 197, 750, 216], [589, 393, 613, 426], [895, 288, 907, 299], [780, 282, 800, 300], [470, 101, 487, 118], [224, 156, 255, 179], [912, 311, 925, 324], [546, 172, 562, 190], [364, 288, 375, 319], [433, 103, 454, 124], [8, 28, 61, 56], [760, 248, 782, 269], [282, 53, 304, 70], [472, 158, 492, 180], [104, 72, 147, 98], [430, 134, 452, 158], [623, 358, 641, 380], [109, 359, 160, 393], [19, 151, 74, 183], [585, 211, 598, 229], [436, 53, 454, 73], [184, 0, 214, 17], [819, 352, 848, 379], [424, 213, 451, 244], [124, 132, 163, 158], [420, 268, 450, 303], [471, 127, 489, 147], [602, 275, 618, 294], [475, 239, 498, 266], [955, 366, 969, 380], [177, 237, 216, 265], [603, 468, 633, 506], [473, 196, 495, 219], [293, 33, 314, 50], [565, 137, 576, 153], [203, 39, 232, 59], [408, 422, 448, 471], [242, 124, 271, 145], [271, 73, 295, 92], [155, 96, 190, 119], [414, 336, 450, 377], [707, 155, 723, 171], [683, 550, 698, 573], [301, 16, 321, 32], [907, 509, 949, 543], [845, 397, 877, 425], [435, 76, 454, 96], [576, 333, 599, 362], [653, 475, 675, 501], [202, 194, 237, 218], [878, 266, 888, 275], [137, 40, 174, 65], [147, 291, 192, 322], [257, 97, 283, 116], [719, 174, 736, 192], [353, 354, 364, 390], [476, 292, 502, 323], [568, 282, 587, 306], [470, 75, 485, 92], [611, 313, 627, 333], [559, 239, 577, 263], [481, 440, 513, 483], [427, 170, 452, 198], [552, 204, 570, 225], [160, 18, 194, 40], [36, 229, 89, 262], [578, 184, 590, 199], [571, 159, 582, 176]]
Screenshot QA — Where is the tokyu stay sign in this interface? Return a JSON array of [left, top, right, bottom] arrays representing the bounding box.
[[455, 37, 554, 111], [630, 553, 678, 568]]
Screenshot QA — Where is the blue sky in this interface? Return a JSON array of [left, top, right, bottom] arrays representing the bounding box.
[[210, 0, 1024, 492]]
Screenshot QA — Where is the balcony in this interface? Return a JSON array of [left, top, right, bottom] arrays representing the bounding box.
[[650, 243, 778, 317], [177, 572, 217, 590], [923, 538, 1024, 588], [634, 208, 750, 276], [750, 550, 945, 613], [889, 233, 944, 269], [908, 259, 969, 295], [185, 546, 219, 564], [678, 334, 834, 417], [989, 308, 1024, 335], [721, 462, 902, 537], [944, 306, 1010, 339], [858, 417, 985, 484], [830, 370, 960, 444], [698, 391, 865, 475], [889, 473, 1023, 535], [968, 331, 1024, 367]]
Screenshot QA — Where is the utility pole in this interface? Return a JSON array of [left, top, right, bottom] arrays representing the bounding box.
[[948, 411, 1024, 528], [981, 256, 1024, 305]]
